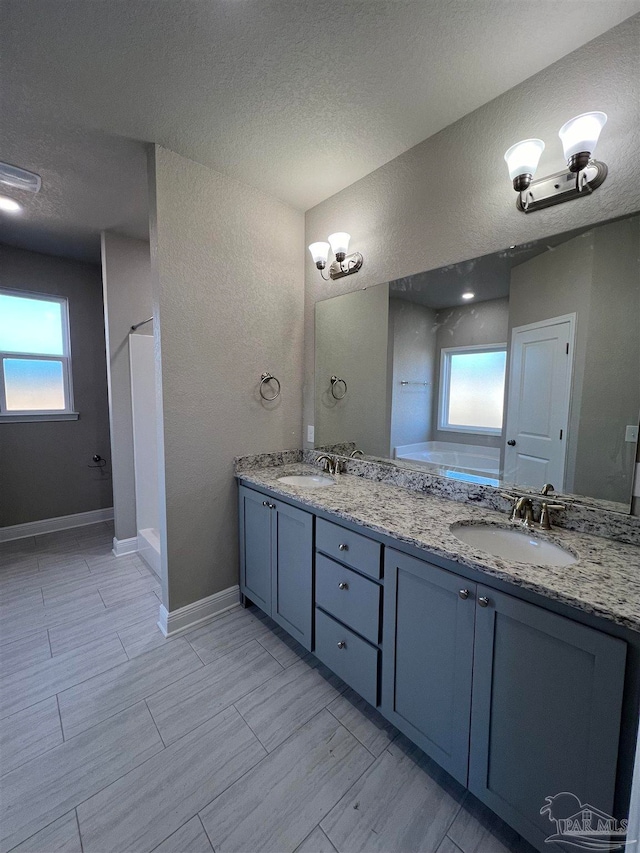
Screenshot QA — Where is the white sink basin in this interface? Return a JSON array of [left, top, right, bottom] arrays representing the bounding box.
[[277, 474, 335, 487], [451, 523, 577, 567]]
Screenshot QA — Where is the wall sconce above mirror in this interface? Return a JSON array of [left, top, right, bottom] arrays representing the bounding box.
[[504, 112, 608, 213], [309, 232, 363, 280]]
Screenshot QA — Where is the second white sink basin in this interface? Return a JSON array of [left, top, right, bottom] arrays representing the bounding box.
[[451, 523, 577, 567], [277, 475, 335, 487]]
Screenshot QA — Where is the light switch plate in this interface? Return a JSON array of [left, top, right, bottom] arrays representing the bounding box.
[[307, 425, 315, 443], [625, 424, 639, 443]]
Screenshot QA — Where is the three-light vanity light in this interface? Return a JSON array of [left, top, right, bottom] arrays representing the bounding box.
[[308, 232, 363, 280], [504, 111, 608, 213]]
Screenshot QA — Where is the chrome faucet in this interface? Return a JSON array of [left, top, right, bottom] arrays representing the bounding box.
[[316, 454, 342, 475]]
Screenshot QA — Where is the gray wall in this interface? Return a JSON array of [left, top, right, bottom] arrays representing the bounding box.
[[149, 145, 305, 612], [101, 232, 153, 542], [303, 16, 640, 459], [315, 285, 390, 458], [0, 244, 112, 526], [432, 297, 509, 448], [388, 298, 436, 454]]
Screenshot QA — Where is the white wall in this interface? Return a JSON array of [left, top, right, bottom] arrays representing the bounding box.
[[303, 16, 640, 449], [149, 146, 305, 612], [129, 334, 160, 533]]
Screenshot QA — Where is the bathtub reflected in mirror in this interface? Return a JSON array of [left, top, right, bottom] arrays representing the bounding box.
[[314, 213, 640, 513]]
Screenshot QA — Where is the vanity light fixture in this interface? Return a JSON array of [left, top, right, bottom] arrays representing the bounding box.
[[504, 112, 608, 213], [308, 231, 363, 280]]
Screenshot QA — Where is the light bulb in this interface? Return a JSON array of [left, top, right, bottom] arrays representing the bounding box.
[[504, 139, 545, 192], [328, 232, 351, 262], [462, 292, 475, 300], [558, 111, 607, 172], [308, 241, 330, 270], [0, 195, 21, 213]]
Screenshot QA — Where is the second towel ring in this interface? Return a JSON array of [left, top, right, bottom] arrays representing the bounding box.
[[260, 372, 281, 401], [330, 375, 348, 400]]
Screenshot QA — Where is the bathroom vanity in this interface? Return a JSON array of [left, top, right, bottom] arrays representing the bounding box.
[[237, 461, 640, 853]]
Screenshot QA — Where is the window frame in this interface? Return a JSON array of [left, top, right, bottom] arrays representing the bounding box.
[[438, 342, 507, 436], [0, 288, 78, 422]]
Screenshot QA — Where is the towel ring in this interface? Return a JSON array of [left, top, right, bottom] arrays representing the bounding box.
[[260, 372, 281, 401], [330, 375, 347, 400]]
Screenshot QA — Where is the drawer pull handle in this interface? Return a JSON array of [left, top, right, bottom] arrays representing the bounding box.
[[458, 589, 469, 600], [337, 641, 346, 649], [478, 596, 490, 608], [338, 582, 349, 590], [338, 543, 349, 551]]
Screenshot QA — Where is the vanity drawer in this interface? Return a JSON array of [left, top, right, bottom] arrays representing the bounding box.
[[316, 554, 380, 644], [315, 608, 379, 706], [316, 518, 382, 579]]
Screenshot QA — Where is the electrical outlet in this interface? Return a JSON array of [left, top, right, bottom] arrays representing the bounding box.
[[307, 425, 315, 443], [625, 424, 639, 443]]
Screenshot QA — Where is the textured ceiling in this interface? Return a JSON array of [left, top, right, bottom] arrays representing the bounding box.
[[1, 1, 639, 261]]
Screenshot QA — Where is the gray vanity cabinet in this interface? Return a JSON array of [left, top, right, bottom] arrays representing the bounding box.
[[469, 585, 627, 851], [381, 549, 476, 784], [238, 485, 313, 650]]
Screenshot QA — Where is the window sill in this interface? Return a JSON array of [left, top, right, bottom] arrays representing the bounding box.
[[0, 412, 80, 423]]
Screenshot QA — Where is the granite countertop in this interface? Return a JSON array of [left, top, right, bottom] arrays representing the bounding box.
[[237, 463, 640, 633]]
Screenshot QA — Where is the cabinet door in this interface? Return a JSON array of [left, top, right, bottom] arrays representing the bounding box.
[[271, 500, 313, 650], [238, 486, 272, 613], [469, 586, 627, 852], [381, 549, 476, 784]]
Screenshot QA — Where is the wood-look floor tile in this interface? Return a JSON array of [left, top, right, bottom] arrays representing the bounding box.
[[1, 696, 63, 775], [1, 563, 90, 600], [147, 640, 283, 744], [200, 709, 373, 853], [116, 617, 171, 659], [77, 705, 266, 853], [97, 573, 161, 608], [0, 588, 43, 612], [294, 826, 338, 853], [436, 839, 464, 853], [49, 593, 159, 655], [0, 631, 50, 677], [0, 702, 163, 852], [40, 561, 140, 605], [185, 607, 272, 663], [0, 635, 127, 719], [327, 687, 398, 757], [0, 538, 36, 559], [8, 811, 82, 853], [254, 615, 309, 667], [234, 657, 343, 752], [58, 638, 202, 739], [320, 736, 464, 853], [152, 816, 214, 853], [447, 794, 535, 853], [0, 591, 106, 644]]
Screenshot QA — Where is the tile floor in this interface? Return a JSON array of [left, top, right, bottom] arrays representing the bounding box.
[[0, 523, 537, 853]]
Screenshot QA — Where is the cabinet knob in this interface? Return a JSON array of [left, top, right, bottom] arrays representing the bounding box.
[[338, 582, 349, 590], [337, 641, 346, 649], [507, 440, 516, 446], [262, 501, 269, 507], [458, 589, 469, 600], [338, 543, 349, 551], [478, 596, 490, 608]]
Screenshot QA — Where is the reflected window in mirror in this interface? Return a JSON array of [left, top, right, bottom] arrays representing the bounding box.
[[439, 345, 507, 436]]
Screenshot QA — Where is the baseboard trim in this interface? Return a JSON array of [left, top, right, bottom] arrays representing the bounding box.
[[157, 585, 240, 638], [112, 536, 138, 557], [0, 507, 114, 543]]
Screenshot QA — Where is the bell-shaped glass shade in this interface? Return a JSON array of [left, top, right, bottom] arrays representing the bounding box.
[[308, 242, 330, 266], [558, 111, 607, 160], [504, 139, 545, 181], [328, 232, 351, 258]]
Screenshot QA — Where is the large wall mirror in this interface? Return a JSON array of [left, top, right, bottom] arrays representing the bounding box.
[[315, 213, 640, 513]]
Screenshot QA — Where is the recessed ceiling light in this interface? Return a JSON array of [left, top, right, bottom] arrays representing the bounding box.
[[0, 195, 22, 213], [462, 291, 475, 300], [0, 162, 41, 194]]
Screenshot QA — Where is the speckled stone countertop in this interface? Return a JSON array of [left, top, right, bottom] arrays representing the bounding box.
[[237, 463, 640, 634]]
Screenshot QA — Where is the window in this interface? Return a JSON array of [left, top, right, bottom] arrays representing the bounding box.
[[0, 289, 77, 421], [439, 344, 506, 435]]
